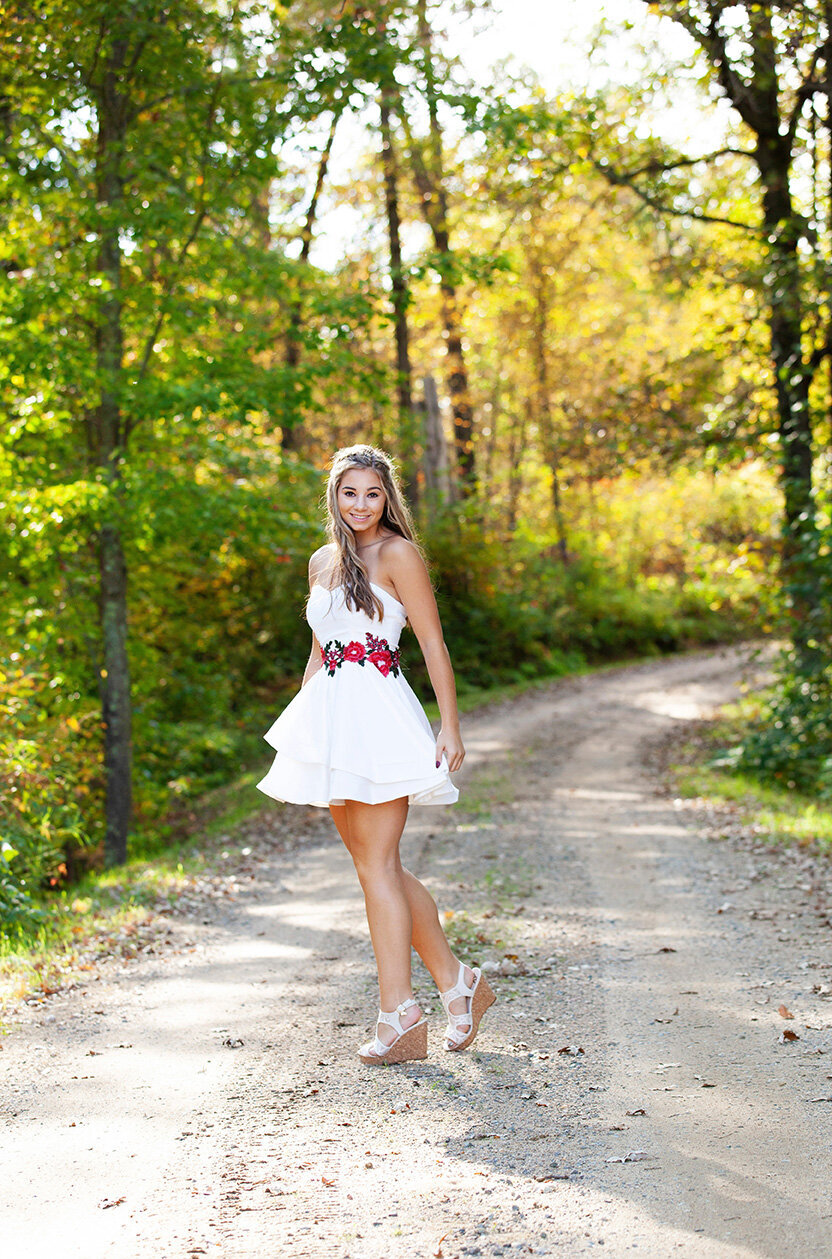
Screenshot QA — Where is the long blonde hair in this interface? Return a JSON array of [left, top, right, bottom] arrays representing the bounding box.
[[324, 445, 419, 620]]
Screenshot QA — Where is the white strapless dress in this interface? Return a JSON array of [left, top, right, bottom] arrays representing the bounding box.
[[256, 583, 459, 807]]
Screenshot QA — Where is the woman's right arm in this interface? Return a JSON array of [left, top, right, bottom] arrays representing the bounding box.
[[301, 547, 328, 687], [301, 634, 323, 687]]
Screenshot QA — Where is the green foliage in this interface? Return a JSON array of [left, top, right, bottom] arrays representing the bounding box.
[[736, 653, 832, 795], [411, 477, 767, 700], [671, 701, 832, 856], [733, 513, 832, 794], [0, 729, 92, 934], [0, 0, 795, 924], [0, 840, 45, 934]]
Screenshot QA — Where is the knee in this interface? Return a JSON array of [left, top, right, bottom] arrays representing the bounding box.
[[351, 847, 401, 889]]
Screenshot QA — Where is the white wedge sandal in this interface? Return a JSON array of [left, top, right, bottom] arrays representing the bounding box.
[[439, 963, 496, 1051], [358, 998, 428, 1065]]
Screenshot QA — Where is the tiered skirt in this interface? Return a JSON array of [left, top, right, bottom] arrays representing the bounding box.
[[256, 664, 458, 807]]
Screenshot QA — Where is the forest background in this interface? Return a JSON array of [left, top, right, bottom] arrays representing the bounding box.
[[2, 0, 831, 938]]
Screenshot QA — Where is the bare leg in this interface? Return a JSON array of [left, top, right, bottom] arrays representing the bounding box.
[[330, 802, 474, 1026], [335, 797, 422, 1047]]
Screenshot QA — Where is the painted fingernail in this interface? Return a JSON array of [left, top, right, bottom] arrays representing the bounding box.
[[436, 760, 440, 768]]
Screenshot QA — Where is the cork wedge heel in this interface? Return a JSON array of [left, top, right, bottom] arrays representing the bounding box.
[[440, 964, 496, 1051], [358, 998, 428, 1065]]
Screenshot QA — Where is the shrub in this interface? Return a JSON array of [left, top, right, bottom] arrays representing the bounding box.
[[737, 653, 832, 794], [0, 840, 45, 934]]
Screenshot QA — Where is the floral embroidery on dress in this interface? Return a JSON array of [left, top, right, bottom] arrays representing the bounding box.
[[321, 632, 401, 677]]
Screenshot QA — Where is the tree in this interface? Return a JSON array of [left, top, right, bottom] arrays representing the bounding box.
[[396, 0, 477, 491], [1, 1, 293, 863], [281, 109, 342, 455], [595, 2, 832, 661]]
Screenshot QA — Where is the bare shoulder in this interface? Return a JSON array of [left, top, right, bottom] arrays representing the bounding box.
[[379, 534, 428, 578], [308, 544, 336, 587], [379, 535, 435, 615]]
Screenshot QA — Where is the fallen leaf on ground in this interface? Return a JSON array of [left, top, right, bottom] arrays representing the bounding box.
[[779, 1029, 800, 1043], [558, 1045, 585, 1056], [778, 1005, 794, 1019], [321, 1176, 336, 1187], [626, 1108, 646, 1116], [433, 1232, 449, 1258], [98, 1197, 125, 1209]]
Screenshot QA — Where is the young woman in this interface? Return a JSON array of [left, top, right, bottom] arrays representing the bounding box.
[[257, 444, 495, 1064]]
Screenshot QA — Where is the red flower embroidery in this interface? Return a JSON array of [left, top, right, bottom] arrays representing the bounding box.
[[320, 634, 401, 678], [368, 649, 392, 677], [321, 640, 345, 676]]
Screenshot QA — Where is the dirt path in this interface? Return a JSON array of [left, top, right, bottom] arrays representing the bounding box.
[[2, 645, 831, 1259]]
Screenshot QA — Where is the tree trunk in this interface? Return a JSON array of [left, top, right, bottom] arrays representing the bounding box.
[[379, 94, 418, 504], [422, 374, 451, 508], [531, 259, 568, 563], [438, 275, 475, 489], [756, 129, 820, 659], [506, 408, 527, 535], [282, 111, 339, 454], [99, 521, 132, 864], [93, 36, 132, 866], [400, 0, 475, 493]]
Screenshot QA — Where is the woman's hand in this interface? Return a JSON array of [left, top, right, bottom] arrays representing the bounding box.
[[436, 727, 465, 774]]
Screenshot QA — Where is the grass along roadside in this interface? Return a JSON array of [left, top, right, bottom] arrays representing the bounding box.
[[667, 701, 832, 856]]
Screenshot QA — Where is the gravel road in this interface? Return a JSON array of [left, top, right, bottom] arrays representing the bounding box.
[[2, 645, 831, 1259]]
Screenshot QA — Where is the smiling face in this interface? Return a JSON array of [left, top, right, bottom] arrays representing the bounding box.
[[336, 466, 387, 540]]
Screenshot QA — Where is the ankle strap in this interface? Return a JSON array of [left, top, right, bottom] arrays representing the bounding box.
[[378, 998, 418, 1020]]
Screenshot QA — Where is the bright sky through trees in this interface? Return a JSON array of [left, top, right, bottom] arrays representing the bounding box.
[[308, 0, 730, 269], [448, 0, 650, 88]]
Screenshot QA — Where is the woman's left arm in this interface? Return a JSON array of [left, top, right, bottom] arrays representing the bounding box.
[[387, 541, 464, 773]]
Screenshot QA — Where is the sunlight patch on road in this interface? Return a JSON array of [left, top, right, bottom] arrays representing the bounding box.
[[635, 689, 718, 719], [551, 785, 644, 802]]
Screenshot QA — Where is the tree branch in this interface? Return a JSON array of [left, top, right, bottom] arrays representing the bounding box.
[[621, 146, 754, 179], [596, 160, 757, 231], [296, 108, 341, 264]]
